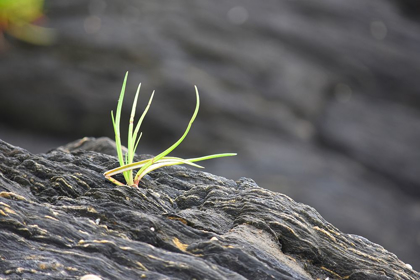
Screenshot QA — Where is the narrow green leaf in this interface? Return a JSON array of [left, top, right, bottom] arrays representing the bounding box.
[[155, 86, 200, 162], [181, 153, 237, 163], [132, 90, 155, 156], [134, 86, 200, 182], [135, 160, 196, 183], [104, 158, 153, 177], [127, 83, 141, 163], [103, 155, 207, 178], [113, 71, 130, 184], [133, 132, 143, 154], [133, 153, 236, 183]]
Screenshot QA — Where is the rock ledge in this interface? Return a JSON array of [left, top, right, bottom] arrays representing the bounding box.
[[0, 138, 418, 280]]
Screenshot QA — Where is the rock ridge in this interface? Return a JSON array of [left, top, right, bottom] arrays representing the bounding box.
[[0, 137, 418, 280]]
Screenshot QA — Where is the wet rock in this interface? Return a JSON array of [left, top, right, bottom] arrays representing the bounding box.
[[0, 138, 418, 280], [1, 0, 420, 270]]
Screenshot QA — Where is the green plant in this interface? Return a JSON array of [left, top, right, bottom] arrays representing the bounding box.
[[103, 72, 236, 187], [0, 0, 55, 46]]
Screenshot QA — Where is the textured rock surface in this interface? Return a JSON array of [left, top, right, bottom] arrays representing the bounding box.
[[1, 0, 420, 269], [0, 138, 419, 280]]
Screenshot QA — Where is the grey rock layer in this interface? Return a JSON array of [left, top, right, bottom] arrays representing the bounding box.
[[0, 138, 418, 280]]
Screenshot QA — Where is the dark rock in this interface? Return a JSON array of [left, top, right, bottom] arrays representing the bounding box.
[[0, 138, 418, 280], [58, 136, 124, 156], [394, 0, 420, 18], [1, 0, 420, 271], [317, 94, 420, 196]]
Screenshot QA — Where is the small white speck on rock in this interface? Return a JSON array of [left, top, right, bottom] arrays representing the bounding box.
[[80, 274, 102, 280]]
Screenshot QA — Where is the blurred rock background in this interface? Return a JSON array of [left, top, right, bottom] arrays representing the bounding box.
[[1, 0, 420, 269]]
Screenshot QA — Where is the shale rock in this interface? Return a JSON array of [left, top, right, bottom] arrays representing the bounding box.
[[1, 0, 420, 268], [0, 138, 418, 280], [0, 0, 420, 269]]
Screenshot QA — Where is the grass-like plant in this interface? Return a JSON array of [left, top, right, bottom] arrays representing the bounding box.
[[103, 72, 236, 187], [0, 0, 55, 46]]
